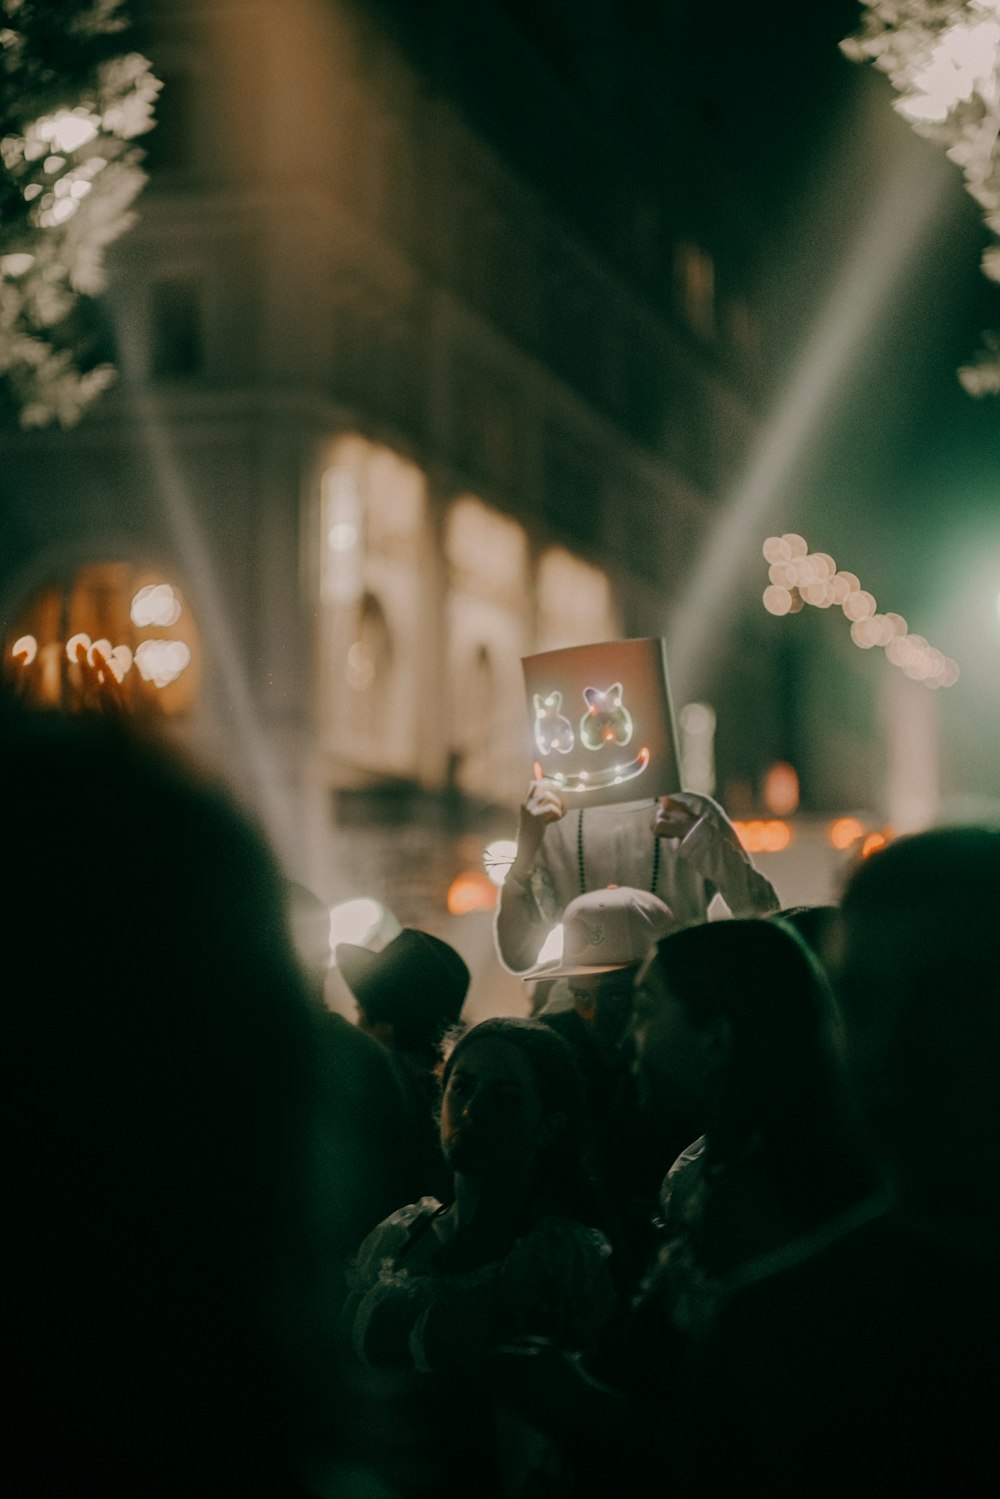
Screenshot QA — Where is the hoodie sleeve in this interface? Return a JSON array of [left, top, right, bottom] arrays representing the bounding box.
[[669, 792, 780, 917]]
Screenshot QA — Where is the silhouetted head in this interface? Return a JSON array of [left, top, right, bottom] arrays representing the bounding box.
[[440, 1017, 593, 1215], [772, 903, 838, 961], [3, 703, 330, 1490], [523, 886, 677, 1056], [633, 918, 850, 1168], [835, 826, 1000, 1239], [337, 927, 469, 1057]]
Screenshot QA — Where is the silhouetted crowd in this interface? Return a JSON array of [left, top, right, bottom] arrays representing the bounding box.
[[6, 698, 998, 1496]]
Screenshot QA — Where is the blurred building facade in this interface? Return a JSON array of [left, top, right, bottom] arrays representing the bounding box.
[[0, 0, 786, 952]]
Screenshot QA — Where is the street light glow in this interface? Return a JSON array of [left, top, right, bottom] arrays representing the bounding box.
[[328, 898, 387, 954]]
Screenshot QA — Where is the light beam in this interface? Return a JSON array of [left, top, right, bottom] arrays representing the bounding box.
[[667, 137, 953, 703]]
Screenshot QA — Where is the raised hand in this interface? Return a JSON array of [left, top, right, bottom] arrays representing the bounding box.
[[652, 795, 700, 842], [519, 777, 565, 851]]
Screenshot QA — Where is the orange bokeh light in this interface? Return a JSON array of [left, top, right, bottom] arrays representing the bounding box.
[[732, 819, 792, 853], [861, 832, 888, 859], [763, 762, 800, 817], [829, 816, 865, 850], [447, 870, 497, 915]]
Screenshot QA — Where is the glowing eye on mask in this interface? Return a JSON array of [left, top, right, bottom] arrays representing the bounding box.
[[579, 683, 633, 751], [533, 690, 575, 755]]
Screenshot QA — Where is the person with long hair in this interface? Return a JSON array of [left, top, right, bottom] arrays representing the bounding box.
[[346, 1016, 614, 1376], [671, 828, 1000, 1496], [445, 922, 875, 1494], [630, 917, 874, 1353]]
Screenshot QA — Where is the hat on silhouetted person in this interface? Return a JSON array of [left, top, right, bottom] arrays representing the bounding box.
[[336, 928, 470, 1052]]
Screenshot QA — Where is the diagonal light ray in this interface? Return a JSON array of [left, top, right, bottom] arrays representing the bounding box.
[[667, 140, 953, 704], [122, 380, 293, 857]]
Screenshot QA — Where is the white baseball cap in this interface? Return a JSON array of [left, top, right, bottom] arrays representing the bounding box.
[[522, 885, 677, 980]]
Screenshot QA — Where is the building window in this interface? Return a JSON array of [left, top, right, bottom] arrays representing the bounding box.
[[446, 495, 527, 611], [345, 591, 392, 744], [151, 275, 203, 378], [317, 435, 427, 775], [535, 547, 616, 652]]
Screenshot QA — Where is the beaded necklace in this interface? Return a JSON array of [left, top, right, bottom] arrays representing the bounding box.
[[576, 807, 661, 896]]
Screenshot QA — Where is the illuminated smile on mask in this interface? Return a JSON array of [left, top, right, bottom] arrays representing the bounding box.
[[533, 746, 651, 791]]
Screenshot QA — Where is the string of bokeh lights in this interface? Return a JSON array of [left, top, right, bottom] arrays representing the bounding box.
[[761, 534, 959, 689], [11, 582, 191, 690]]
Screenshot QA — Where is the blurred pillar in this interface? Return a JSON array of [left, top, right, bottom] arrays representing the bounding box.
[[882, 667, 940, 831]]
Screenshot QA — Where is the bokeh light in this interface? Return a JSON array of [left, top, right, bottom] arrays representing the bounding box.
[[768, 560, 798, 588], [762, 536, 953, 693], [763, 584, 793, 616], [762, 535, 791, 563], [328, 897, 388, 954], [762, 762, 800, 816], [733, 819, 792, 853], [131, 583, 182, 628], [134, 638, 191, 687], [829, 816, 865, 850], [843, 590, 877, 622], [109, 644, 133, 681], [87, 637, 113, 666], [65, 632, 91, 663], [447, 870, 497, 914]]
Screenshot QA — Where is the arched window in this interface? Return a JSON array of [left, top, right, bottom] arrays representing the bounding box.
[[344, 591, 392, 745], [317, 434, 427, 774], [446, 495, 527, 610], [535, 547, 617, 652]]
